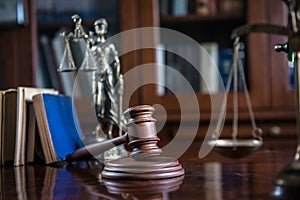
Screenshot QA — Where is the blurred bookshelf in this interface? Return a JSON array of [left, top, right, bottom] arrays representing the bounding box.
[[138, 0, 295, 133]]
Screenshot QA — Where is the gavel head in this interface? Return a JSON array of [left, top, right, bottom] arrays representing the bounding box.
[[124, 105, 162, 159]]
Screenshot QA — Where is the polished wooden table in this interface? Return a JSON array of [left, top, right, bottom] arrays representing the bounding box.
[[0, 138, 298, 199]]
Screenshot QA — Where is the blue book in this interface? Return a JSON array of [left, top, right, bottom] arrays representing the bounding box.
[[33, 93, 84, 164], [219, 49, 233, 91], [289, 61, 295, 91]]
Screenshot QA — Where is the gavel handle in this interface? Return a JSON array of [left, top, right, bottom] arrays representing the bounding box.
[[66, 133, 128, 162]]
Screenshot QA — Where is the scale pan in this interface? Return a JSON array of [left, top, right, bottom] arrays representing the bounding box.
[[208, 139, 263, 159]]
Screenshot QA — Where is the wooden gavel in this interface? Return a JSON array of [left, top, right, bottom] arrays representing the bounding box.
[[66, 105, 162, 162]]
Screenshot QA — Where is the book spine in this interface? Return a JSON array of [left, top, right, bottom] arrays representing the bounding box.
[[32, 94, 54, 164], [218, 48, 233, 91], [156, 43, 166, 96], [1, 90, 17, 165], [199, 42, 219, 93], [172, 0, 189, 16], [14, 88, 26, 166], [26, 103, 37, 163], [159, 0, 170, 15], [289, 61, 295, 91]]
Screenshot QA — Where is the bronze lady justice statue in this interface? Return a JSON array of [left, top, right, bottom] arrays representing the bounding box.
[[58, 14, 127, 160], [91, 18, 126, 139]]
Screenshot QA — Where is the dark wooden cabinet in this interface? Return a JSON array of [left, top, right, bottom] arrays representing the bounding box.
[[0, 0, 38, 89]]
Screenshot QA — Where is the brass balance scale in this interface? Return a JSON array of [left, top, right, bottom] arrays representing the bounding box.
[[212, 0, 300, 198], [207, 36, 263, 159]]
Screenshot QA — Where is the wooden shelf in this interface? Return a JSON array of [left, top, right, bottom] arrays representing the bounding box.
[[37, 17, 117, 31], [161, 13, 245, 24]]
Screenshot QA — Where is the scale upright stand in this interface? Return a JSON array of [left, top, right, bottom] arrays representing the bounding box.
[[224, 0, 300, 198]]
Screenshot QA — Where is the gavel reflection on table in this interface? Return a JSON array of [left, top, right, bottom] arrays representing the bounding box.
[[67, 105, 184, 180]]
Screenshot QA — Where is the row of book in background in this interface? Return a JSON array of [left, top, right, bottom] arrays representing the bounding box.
[[160, 0, 245, 17], [156, 41, 246, 95], [0, 87, 84, 166], [39, 31, 244, 97]]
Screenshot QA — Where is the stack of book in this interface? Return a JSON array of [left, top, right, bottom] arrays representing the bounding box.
[[0, 87, 84, 166]]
